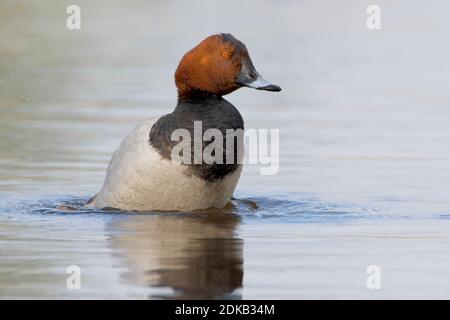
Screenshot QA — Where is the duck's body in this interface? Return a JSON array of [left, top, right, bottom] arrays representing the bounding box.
[[88, 33, 280, 211], [89, 96, 244, 211]]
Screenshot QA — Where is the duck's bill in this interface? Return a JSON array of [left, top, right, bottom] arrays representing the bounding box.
[[236, 59, 281, 92], [243, 75, 281, 92]]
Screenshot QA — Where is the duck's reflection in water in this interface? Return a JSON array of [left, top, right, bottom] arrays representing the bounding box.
[[109, 212, 243, 299]]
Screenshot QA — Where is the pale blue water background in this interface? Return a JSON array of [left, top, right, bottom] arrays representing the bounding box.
[[1, 0, 450, 299]]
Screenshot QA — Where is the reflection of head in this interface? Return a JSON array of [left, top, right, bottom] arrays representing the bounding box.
[[109, 212, 243, 299]]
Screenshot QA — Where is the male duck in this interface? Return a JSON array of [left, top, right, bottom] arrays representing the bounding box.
[[88, 33, 281, 211]]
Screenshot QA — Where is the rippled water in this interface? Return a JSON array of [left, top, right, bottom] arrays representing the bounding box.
[[1, 1, 450, 299]]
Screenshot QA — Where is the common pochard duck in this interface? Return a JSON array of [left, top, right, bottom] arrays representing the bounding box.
[[88, 33, 281, 211]]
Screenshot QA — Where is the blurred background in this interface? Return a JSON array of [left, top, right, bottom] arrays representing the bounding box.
[[1, 0, 450, 299]]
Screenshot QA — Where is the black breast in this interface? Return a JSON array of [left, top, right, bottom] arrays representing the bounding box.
[[149, 96, 244, 182]]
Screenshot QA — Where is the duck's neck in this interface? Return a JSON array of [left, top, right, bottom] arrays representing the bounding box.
[[175, 93, 224, 116], [177, 89, 222, 104], [173, 94, 243, 130]]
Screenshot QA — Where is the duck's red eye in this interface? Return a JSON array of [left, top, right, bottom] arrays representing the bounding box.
[[221, 51, 230, 58]]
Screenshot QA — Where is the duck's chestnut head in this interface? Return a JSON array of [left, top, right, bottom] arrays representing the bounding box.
[[175, 33, 281, 100]]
